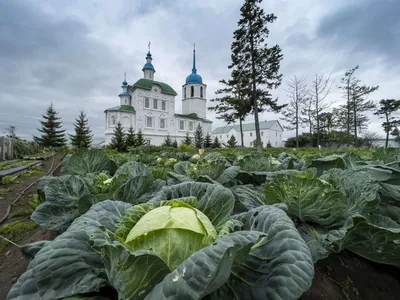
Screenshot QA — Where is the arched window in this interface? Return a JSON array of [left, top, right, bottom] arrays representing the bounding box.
[[184, 87, 187, 98], [200, 86, 203, 98], [111, 115, 116, 125], [191, 86, 194, 97]]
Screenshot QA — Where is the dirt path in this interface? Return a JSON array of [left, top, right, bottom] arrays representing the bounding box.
[[0, 154, 63, 300]]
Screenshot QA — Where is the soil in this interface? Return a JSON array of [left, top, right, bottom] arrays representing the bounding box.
[[301, 250, 400, 300], [0, 154, 63, 300], [1, 154, 400, 300]]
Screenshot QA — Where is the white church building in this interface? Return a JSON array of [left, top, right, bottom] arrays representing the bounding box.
[[212, 120, 284, 147], [104, 45, 212, 145]]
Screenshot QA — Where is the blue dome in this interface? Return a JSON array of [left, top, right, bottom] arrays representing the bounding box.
[[143, 63, 155, 71], [122, 80, 128, 86], [119, 92, 130, 97], [186, 72, 203, 84], [146, 51, 152, 58]]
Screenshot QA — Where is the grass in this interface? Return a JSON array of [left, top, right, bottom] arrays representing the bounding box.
[[1, 165, 43, 185], [0, 160, 32, 171], [9, 209, 33, 218], [0, 220, 38, 254]]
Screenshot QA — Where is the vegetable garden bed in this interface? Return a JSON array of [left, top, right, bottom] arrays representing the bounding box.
[[0, 161, 42, 182], [3, 148, 400, 300]]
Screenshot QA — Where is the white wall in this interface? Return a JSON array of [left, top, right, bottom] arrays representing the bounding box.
[[181, 83, 207, 118], [105, 84, 212, 146], [213, 124, 284, 147]]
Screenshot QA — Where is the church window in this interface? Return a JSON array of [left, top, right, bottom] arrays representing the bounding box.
[[189, 121, 194, 131], [261, 131, 263, 136], [146, 116, 153, 128], [146, 139, 151, 145], [153, 99, 158, 109], [227, 134, 229, 138], [200, 87, 203, 98], [161, 101, 166, 111], [111, 116, 116, 125], [159, 118, 166, 129], [184, 87, 187, 98], [180, 120, 185, 130], [145, 98, 150, 108], [219, 135, 222, 139], [276, 132, 277, 137], [191, 86, 194, 97], [250, 132, 253, 137]]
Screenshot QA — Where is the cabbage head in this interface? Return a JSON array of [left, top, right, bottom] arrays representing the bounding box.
[[124, 202, 217, 269]]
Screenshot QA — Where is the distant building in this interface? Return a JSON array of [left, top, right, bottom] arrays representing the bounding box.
[[104, 44, 212, 146], [212, 120, 284, 147]]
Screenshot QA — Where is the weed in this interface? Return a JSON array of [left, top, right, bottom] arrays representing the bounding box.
[[9, 209, 33, 218], [29, 194, 43, 210], [0, 220, 38, 254]]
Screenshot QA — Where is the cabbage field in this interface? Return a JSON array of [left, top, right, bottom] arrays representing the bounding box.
[[6, 147, 400, 300]]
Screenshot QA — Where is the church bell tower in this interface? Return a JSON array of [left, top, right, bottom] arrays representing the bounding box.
[[182, 44, 207, 118]]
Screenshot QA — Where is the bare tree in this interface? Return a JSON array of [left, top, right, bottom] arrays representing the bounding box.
[[281, 76, 308, 148], [309, 73, 333, 147], [363, 131, 379, 148]]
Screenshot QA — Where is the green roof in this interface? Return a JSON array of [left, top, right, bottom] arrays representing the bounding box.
[[212, 120, 282, 134], [130, 78, 178, 96], [104, 105, 136, 113], [175, 113, 213, 123]]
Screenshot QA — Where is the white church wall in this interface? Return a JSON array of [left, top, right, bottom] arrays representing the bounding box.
[[212, 123, 284, 148]]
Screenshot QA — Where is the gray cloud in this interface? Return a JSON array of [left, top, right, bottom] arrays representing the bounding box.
[[316, 0, 400, 68], [1, 0, 399, 141]]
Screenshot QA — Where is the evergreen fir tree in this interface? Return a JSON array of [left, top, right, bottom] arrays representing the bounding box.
[[230, 0, 285, 152], [203, 132, 212, 148], [110, 122, 126, 152], [35, 104, 66, 147], [69, 111, 93, 150], [194, 124, 204, 149], [125, 126, 136, 148], [135, 130, 146, 146], [182, 132, 192, 145], [212, 136, 221, 148], [172, 139, 178, 148], [162, 134, 173, 147], [227, 135, 237, 148]]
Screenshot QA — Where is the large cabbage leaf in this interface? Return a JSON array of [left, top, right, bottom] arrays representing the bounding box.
[[8, 201, 131, 300], [111, 161, 154, 203], [320, 169, 380, 220], [209, 205, 314, 300], [32, 175, 90, 232], [299, 214, 400, 266], [169, 156, 240, 186], [101, 245, 170, 300], [230, 185, 267, 210], [265, 173, 347, 226], [145, 231, 264, 300], [61, 151, 118, 176], [149, 182, 235, 229], [335, 214, 400, 265]]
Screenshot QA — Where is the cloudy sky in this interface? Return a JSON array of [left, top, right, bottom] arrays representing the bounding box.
[[1, 0, 399, 140]]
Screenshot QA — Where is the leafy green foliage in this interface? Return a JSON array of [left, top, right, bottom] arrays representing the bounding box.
[[226, 135, 237, 148], [9, 146, 400, 299], [34, 104, 66, 147], [182, 131, 192, 146], [109, 122, 126, 152], [194, 124, 204, 149], [124, 126, 136, 148], [69, 111, 93, 149]]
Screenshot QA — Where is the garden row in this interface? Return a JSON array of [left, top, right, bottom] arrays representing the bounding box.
[[6, 147, 400, 300]]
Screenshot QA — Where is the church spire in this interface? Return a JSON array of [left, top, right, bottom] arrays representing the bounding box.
[[143, 42, 155, 80], [192, 43, 197, 74]]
